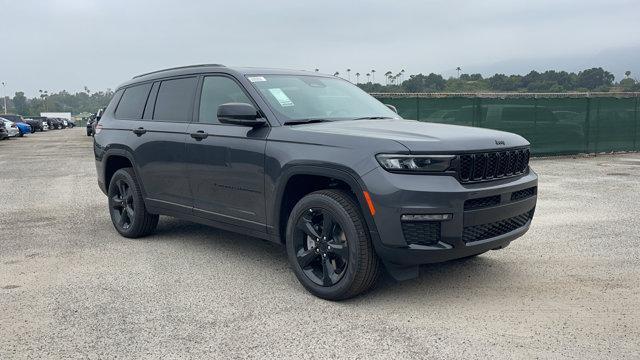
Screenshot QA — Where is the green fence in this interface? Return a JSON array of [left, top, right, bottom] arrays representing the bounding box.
[[372, 93, 640, 156]]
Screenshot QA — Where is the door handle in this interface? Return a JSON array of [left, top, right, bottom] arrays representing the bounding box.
[[190, 130, 209, 141], [132, 127, 146, 136]]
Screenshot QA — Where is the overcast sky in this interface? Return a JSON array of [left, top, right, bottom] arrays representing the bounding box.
[[2, 0, 639, 96]]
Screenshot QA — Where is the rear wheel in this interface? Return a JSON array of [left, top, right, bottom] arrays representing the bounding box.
[[108, 168, 158, 238], [286, 189, 380, 300]]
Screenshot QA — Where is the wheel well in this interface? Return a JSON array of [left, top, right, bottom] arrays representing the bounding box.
[[105, 155, 133, 188], [278, 174, 358, 244]]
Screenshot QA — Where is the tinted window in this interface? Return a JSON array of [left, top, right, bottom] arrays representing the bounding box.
[[143, 82, 160, 120], [199, 76, 252, 124], [115, 83, 152, 119], [153, 77, 197, 122]]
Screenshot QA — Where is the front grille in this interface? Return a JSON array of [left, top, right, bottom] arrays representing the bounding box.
[[511, 186, 537, 201], [457, 148, 530, 183], [462, 209, 534, 243], [402, 221, 441, 246], [464, 195, 501, 210]]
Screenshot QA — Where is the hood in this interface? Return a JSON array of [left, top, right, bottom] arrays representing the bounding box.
[[291, 119, 530, 153]]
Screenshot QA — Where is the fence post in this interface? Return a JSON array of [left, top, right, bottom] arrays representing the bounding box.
[[634, 94, 639, 151], [584, 95, 591, 153], [533, 95, 538, 153], [416, 94, 420, 121]]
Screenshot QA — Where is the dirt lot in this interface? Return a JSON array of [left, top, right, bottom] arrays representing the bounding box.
[[1, 128, 639, 359]]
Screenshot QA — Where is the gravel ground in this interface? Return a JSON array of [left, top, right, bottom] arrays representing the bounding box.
[[1, 128, 639, 359]]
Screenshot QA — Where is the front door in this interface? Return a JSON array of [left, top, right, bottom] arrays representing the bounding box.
[[186, 75, 269, 232]]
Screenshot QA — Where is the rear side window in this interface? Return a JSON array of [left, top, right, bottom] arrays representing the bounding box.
[[153, 77, 197, 122], [115, 83, 152, 119]]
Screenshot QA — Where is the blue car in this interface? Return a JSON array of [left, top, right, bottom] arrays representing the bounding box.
[[15, 122, 32, 137]]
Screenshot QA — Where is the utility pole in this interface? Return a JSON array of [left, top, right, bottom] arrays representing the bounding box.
[[1, 82, 6, 114]]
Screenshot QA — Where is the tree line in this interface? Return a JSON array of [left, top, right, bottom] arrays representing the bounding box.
[[2, 67, 638, 116], [3, 88, 114, 117], [357, 67, 639, 93]]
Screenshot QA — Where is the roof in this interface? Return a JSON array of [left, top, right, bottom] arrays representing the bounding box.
[[119, 64, 327, 89]]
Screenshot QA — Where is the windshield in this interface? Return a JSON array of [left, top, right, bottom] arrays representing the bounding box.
[[247, 75, 400, 122]]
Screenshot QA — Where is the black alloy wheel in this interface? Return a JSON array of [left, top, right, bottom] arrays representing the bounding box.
[[110, 178, 135, 231], [293, 208, 349, 286], [107, 167, 159, 238], [286, 189, 380, 300]]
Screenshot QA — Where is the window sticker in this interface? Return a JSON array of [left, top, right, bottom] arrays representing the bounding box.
[[247, 76, 267, 82], [268, 88, 294, 107]]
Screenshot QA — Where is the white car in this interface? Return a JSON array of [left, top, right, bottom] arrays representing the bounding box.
[[0, 118, 20, 137]]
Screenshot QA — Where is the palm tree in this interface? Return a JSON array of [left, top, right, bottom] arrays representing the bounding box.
[[371, 69, 376, 83], [625, 70, 631, 78], [346, 68, 351, 81], [355, 72, 360, 84], [384, 71, 392, 85], [400, 69, 405, 83], [456, 67, 462, 78], [366, 73, 371, 83]]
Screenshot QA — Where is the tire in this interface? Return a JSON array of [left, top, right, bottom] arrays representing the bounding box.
[[30, 127, 35, 134], [286, 189, 380, 300], [18, 131, 23, 137], [107, 167, 159, 238]]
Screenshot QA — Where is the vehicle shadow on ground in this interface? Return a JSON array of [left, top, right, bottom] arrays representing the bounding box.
[[152, 217, 518, 303]]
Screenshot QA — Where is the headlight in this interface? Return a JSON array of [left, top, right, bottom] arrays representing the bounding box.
[[376, 154, 455, 172]]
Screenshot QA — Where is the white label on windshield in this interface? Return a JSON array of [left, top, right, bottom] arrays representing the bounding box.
[[248, 76, 266, 82], [268, 88, 294, 107]]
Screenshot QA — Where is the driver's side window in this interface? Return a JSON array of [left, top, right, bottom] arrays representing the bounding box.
[[199, 76, 253, 124]]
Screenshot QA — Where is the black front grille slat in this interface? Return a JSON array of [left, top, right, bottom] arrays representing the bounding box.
[[457, 148, 530, 183], [464, 195, 501, 210], [462, 209, 534, 243], [402, 221, 441, 246], [511, 186, 537, 201]]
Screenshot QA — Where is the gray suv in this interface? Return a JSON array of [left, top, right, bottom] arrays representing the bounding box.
[[94, 64, 537, 300]]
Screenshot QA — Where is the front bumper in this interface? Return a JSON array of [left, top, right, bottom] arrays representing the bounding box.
[[362, 167, 538, 266]]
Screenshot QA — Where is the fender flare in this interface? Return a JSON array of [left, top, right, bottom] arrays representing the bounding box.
[[100, 147, 147, 198], [269, 163, 380, 243]]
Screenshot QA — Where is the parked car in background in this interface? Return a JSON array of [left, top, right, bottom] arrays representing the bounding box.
[[0, 114, 38, 133], [58, 118, 68, 129], [66, 119, 76, 128], [86, 116, 96, 136], [48, 118, 61, 129], [0, 122, 8, 140], [0, 118, 20, 137], [14, 121, 32, 136], [28, 116, 49, 131]]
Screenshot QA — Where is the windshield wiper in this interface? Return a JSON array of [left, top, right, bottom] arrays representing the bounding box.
[[353, 116, 395, 120], [284, 118, 334, 125]]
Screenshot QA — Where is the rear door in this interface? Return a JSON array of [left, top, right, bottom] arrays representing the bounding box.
[[185, 74, 269, 232], [118, 77, 197, 213]]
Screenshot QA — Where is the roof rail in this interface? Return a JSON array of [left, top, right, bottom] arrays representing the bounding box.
[[132, 64, 225, 79]]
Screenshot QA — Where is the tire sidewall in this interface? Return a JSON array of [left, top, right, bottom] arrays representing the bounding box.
[[286, 193, 363, 299]]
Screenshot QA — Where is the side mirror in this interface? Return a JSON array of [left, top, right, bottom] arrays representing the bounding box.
[[96, 108, 104, 121], [385, 104, 398, 113], [218, 103, 266, 127]]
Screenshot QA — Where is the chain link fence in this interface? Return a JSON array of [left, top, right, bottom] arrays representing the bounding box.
[[372, 92, 640, 156]]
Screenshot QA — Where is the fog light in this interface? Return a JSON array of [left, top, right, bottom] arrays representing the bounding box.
[[401, 214, 452, 221]]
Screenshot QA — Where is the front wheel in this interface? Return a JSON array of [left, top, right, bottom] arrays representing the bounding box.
[[108, 168, 159, 238], [286, 189, 380, 300]]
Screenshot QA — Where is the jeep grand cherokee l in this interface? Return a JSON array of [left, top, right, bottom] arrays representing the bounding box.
[[94, 64, 538, 300]]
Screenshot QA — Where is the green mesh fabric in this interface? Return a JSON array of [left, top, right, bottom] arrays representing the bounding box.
[[373, 94, 640, 156]]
